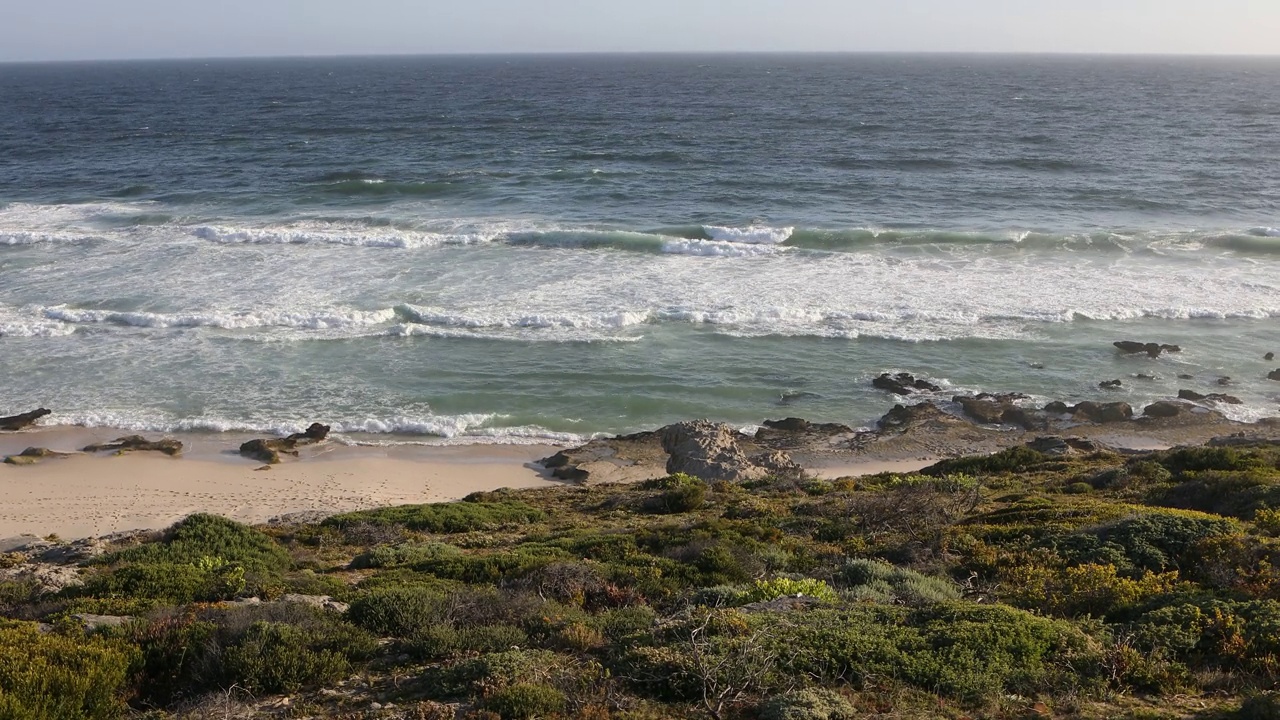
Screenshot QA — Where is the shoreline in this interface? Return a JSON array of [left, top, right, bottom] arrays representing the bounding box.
[[3, 399, 1278, 542]]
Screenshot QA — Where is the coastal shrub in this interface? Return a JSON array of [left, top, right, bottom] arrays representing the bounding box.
[[1087, 513, 1236, 572], [643, 474, 707, 514], [1003, 563, 1179, 619], [921, 446, 1046, 477], [408, 622, 529, 660], [1132, 599, 1280, 673], [1184, 533, 1280, 597], [347, 585, 450, 636], [836, 559, 961, 605], [741, 577, 838, 604], [593, 605, 656, 643], [1157, 447, 1270, 476], [0, 621, 139, 720], [482, 683, 568, 720], [1255, 507, 1280, 536], [758, 689, 855, 720], [323, 499, 545, 534], [414, 544, 573, 584], [221, 621, 351, 694], [350, 541, 463, 569], [1150, 471, 1280, 520], [106, 513, 290, 575], [132, 603, 376, 704], [78, 558, 247, 603]]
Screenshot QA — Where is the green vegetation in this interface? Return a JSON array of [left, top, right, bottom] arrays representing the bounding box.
[[4, 443, 1280, 718]]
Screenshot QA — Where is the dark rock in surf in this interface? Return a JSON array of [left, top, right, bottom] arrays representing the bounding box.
[[1114, 341, 1181, 358], [1266, 352, 1275, 361], [872, 372, 943, 396], [0, 408, 52, 432], [1099, 379, 1123, 389], [239, 423, 331, 465], [1269, 369, 1280, 381], [1144, 401, 1195, 419], [1179, 389, 1242, 405], [778, 391, 821, 405], [1071, 401, 1133, 424]]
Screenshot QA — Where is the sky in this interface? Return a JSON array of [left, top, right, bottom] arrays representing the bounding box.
[[1, 0, 1277, 62]]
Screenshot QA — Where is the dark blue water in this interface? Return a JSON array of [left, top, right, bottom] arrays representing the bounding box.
[[1, 55, 1278, 440]]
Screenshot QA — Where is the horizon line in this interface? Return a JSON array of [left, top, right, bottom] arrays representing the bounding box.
[[4, 49, 1280, 65]]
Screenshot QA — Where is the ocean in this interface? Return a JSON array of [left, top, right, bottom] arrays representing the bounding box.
[[1, 54, 1278, 443]]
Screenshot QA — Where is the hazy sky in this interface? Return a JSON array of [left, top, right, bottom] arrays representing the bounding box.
[[2, 0, 1277, 62]]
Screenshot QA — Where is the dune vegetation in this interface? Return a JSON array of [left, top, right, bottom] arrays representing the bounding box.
[[3, 442, 1280, 719]]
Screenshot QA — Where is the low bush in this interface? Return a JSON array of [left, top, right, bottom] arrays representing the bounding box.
[[77, 558, 247, 603], [741, 577, 839, 604], [105, 513, 290, 575], [922, 446, 1047, 477], [1157, 447, 1271, 476], [482, 683, 567, 719], [350, 541, 463, 569], [836, 559, 961, 605], [132, 603, 376, 705], [643, 474, 708, 514], [1003, 563, 1179, 619], [324, 499, 545, 534], [758, 688, 855, 720], [347, 585, 449, 636], [0, 621, 139, 720]]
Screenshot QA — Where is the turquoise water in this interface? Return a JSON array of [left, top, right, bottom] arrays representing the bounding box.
[[1, 56, 1278, 440]]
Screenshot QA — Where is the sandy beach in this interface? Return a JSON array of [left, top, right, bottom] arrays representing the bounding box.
[[0, 427, 568, 541]]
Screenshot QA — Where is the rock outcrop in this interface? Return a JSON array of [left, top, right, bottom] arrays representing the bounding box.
[[1114, 341, 1182, 358], [1026, 436, 1111, 456], [1070, 401, 1134, 424], [1099, 379, 1123, 389], [83, 435, 183, 456], [540, 430, 665, 484], [239, 423, 331, 464], [0, 408, 51, 431], [1144, 401, 1197, 418], [1269, 369, 1280, 381], [872, 373, 942, 396], [1178, 390, 1242, 405], [661, 420, 800, 482], [3, 447, 71, 466], [952, 393, 1045, 429]]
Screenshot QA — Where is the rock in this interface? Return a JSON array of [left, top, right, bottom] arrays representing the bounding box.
[[951, 393, 1045, 429], [538, 430, 666, 485], [761, 417, 812, 433], [1026, 436, 1109, 456], [1134, 374, 1158, 380], [279, 594, 350, 613], [1179, 389, 1242, 405], [1178, 374, 1195, 380], [953, 396, 1004, 424], [750, 450, 804, 478], [1218, 377, 1234, 386], [1029, 363, 1046, 369], [1099, 379, 1123, 389], [0, 408, 52, 431], [1071, 401, 1133, 424], [1145, 401, 1195, 418], [71, 614, 135, 631], [661, 420, 797, 482], [872, 372, 942, 396], [239, 423, 331, 464], [877, 403, 957, 430], [1113, 341, 1181, 358], [0, 563, 82, 594], [3, 447, 71, 466], [1269, 369, 1280, 381], [1043, 401, 1071, 414], [1266, 352, 1275, 361], [83, 435, 183, 456]]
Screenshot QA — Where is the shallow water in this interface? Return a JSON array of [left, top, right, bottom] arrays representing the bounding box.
[[1, 55, 1278, 440]]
